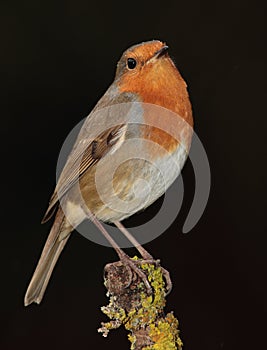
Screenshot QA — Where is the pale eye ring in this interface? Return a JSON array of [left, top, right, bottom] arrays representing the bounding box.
[[127, 57, 137, 69]]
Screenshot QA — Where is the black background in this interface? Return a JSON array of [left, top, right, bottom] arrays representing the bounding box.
[[1, 1, 266, 349]]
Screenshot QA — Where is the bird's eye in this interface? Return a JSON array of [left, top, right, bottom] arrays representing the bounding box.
[[127, 58, 137, 69]]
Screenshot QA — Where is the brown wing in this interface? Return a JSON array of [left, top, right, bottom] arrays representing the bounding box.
[[42, 124, 125, 223], [41, 88, 140, 223]]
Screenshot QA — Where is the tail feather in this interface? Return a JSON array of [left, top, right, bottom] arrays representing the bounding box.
[[24, 209, 72, 306]]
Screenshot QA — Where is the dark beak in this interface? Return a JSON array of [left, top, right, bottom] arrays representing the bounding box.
[[154, 45, 169, 59]]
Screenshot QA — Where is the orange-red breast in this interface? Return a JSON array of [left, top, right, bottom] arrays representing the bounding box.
[[24, 40, 193, 306]]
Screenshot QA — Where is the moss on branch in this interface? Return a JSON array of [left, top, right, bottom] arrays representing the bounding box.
[[98, 257, 182, 350]]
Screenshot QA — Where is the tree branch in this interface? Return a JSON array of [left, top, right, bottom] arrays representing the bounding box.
[[98, 257, 183, 349]]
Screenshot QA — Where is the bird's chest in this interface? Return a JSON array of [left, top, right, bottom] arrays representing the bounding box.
[[72, 113, 191, 222], [80, 139, 187, 222]]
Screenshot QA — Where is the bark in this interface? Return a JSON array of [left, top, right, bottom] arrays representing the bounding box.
[[98, 257, 183, 350]]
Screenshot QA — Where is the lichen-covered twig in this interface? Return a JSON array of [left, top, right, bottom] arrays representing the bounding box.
[[98, 257, 183, 350]]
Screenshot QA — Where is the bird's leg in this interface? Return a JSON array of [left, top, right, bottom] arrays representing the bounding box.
[[114, 221, 172, 294], [89, 215, 152, 294], [114, 221, 154, 260]]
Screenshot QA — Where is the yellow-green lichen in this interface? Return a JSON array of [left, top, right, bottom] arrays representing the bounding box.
[[99, 257, 182, 349], [143, 313, 183, 350]]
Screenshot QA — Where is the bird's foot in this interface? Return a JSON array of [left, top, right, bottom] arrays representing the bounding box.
[[120, 254, 153, 294], [120, 253, 172, 295]]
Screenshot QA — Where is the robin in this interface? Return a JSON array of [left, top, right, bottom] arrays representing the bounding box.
[[24, 40, 193, 306]]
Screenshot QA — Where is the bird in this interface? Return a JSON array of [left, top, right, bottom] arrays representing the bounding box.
[[24, 40, 193, 306]]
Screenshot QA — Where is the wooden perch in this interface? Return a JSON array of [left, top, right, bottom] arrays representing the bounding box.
[[98, 257, 183, 349]]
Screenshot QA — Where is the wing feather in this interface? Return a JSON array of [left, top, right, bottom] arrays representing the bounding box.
[[42, 90, 139, 223]]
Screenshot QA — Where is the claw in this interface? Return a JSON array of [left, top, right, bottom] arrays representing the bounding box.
[[160, 267, 172, 295], [120, 255, 153, 294], [131, 258, 172, 295]]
